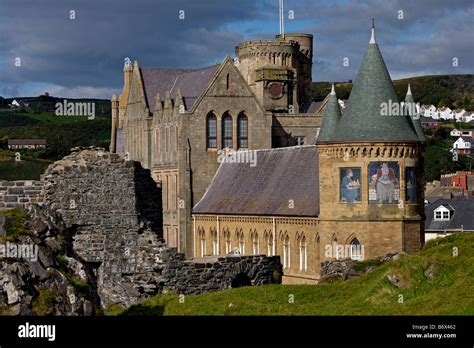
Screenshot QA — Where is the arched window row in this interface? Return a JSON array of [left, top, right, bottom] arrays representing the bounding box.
[[206, 111, 249, 150]]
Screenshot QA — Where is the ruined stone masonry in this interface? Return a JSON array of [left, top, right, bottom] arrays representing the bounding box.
[[0, 148, 281, 314], [0, 180, 43, 211]]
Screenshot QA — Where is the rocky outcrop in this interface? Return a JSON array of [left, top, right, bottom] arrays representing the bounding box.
[[0, 205, 96, 315]]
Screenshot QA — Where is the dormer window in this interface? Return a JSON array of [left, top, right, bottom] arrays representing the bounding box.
[[434, 205, 452, 221]]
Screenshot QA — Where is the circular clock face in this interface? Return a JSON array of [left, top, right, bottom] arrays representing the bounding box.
[[268, 82, 283, 99]]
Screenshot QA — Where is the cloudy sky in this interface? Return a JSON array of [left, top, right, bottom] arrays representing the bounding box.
[[0, 0, 473, 98]]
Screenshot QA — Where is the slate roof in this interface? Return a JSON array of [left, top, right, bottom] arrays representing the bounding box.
[[329, 30, 420, 143], [192, 146, 319, 216], [404, 89, 426, 142], [317, 88, 342, 142], [140, 64, 220, 112], [425, 197, 474, 231]]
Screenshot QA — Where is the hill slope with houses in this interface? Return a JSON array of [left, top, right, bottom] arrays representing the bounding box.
[[312, 74, 474, 112]]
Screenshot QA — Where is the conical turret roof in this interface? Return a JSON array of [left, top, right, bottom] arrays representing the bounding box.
[[331, 23, 420, 143], [404, 84, 426, 142], [317, 84, 342, 142]]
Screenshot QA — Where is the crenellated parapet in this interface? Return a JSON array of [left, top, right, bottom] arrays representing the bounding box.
[[317, 142, 422, 160]]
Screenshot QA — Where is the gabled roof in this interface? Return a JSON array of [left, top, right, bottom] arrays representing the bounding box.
[[330, 26, 420, 143], [140, 64, 220, 112], [193, 146, 319, 217], [425, 197, 474, 231]]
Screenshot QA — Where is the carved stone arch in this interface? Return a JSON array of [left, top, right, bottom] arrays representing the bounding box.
[[344, 232, 362, 246], [295, 231, 301, 242]]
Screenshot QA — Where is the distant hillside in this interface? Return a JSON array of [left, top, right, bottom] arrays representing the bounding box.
[[312, 74, 474, 110], [0, 95, 111, 116], [109, 233, 474, 316], [0, 109, 110, 161]]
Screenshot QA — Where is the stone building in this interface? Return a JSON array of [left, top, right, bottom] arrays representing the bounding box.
[[110, 33, 325, 254], [192, 24, 425, 284]]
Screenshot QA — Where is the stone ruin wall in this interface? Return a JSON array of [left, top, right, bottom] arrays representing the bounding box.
[[0, 180, 43, 211], [35, 148, 281, 308]]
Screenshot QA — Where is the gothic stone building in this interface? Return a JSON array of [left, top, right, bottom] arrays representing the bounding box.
[[191, 26, 425, 284], [111, 26, 425, 284], [110, 33, 326, 255]]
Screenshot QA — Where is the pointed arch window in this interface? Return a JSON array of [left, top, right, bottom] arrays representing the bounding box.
[[350, 238, 363, 261], [206, 112, 217, 149], [224, 230, 232, 254], [299, 236, 307, 271], [238, 230, 245, 255], [212, 229, 218, 256], [252, 231, 259, 255], [237, 112, 248, 149], [222, 112, 233, 148], [283, 235, 291, 269], [267, 233, 274, 256]]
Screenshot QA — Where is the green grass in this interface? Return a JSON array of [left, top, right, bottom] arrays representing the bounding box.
[[31, 288, 56, 316], [0, 151, 52, 180], [114, 233, 474, 316], [0, 208, 30, 242]]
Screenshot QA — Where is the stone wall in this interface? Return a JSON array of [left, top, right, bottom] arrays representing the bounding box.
[[33, 147, 281, 308], [0, 180, 43, 210]]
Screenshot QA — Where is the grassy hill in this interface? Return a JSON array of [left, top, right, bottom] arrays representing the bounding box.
[[312, 74, 474, 110], [0, 151, 52, 180], [0, 109, 110, 161], [109, 233, 474, 316]]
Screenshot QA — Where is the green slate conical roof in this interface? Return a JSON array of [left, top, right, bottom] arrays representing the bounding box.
[[404, 84, 426, 142], [317, 84, 342, 142], [331, 25, 420, 143]]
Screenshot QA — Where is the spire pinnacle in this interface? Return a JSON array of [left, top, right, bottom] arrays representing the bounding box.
[[369, 18, 376, 44], [330, 84, 335, 95], [407, 83, 412, 96]]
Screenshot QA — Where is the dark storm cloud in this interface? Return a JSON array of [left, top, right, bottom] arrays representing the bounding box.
[[288, 0, 474, 81], [0, 0, 472, 97], [0, 0, 269, 97]]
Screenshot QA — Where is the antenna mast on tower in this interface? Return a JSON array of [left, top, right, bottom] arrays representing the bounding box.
[[279, 0, 285, 38]]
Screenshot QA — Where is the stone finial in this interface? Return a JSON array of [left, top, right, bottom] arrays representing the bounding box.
[[175, 88, 184, 109], [111, 94, 117, 101], [369, 18, 376, 44], [407, 83, 412, 96], [330, 83, 336, 95], [164, 91, 173, 109], [155, 93, 162, 112]]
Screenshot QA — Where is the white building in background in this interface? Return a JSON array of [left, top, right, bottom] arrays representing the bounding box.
[[438, 107, 453, 120], [452, 109, 466, 121], [463, 112, 474, 123], [421, 104, 437, 118]]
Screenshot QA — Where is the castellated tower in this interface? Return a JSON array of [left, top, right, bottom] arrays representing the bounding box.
[[235, 33, 313, 112], [316, 24, 425, 258]]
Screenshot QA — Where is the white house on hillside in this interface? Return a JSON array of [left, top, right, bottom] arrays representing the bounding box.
[[452, 136, 473, 155], [438, 107, 453, 120], [463, 112, 474, 123], [453, 109, 466, 121], [421, 104, 437, 118]]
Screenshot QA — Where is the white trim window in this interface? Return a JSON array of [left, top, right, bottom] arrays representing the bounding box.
[[299, 236, 307, 271], [350, 238, 363, 261], [434, 206, 451, 221], [283, 236, 291, 269]]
